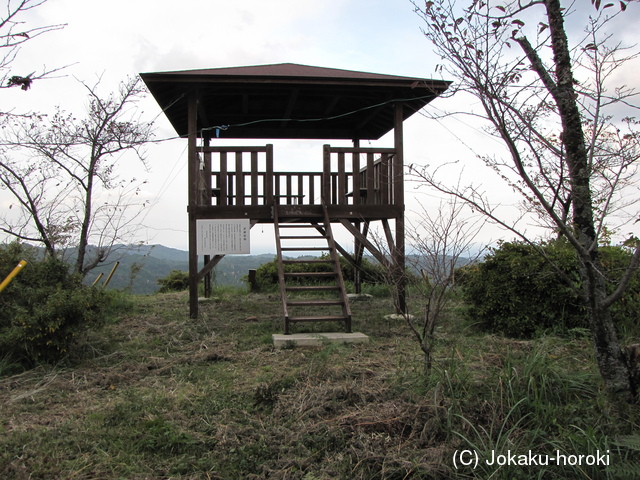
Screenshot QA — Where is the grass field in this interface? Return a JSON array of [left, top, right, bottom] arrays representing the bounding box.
[[1, 288, 639, 479]]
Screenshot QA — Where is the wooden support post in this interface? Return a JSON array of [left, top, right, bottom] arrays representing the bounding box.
[[203, 136, 212, 298], [265, 144, 274, 206], [354, 221, 361, 294], [394, 102, 406, 314], [197, 254, 225, 281], [188, 93, 199, 319], [248, 269, 258, 292], [339, 219, 391, 270], [322, 144, 331, 203]]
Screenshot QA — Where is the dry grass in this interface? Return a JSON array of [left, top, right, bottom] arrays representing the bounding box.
[[0, 289, 637, 479]]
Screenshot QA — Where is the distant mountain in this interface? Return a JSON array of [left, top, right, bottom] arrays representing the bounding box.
[[83, 245, 473, 294], [122, 244, 189, 262], [85, 245, 276, 294], [6, 241, 472, 295]]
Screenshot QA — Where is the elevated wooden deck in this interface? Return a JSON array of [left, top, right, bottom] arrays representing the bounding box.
[[192, 144, 404, 222]]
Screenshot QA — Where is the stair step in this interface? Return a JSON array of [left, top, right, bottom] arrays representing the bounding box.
[[274, 203, 352, 335], [285, 285, 340, 292], [285, 271, 335, 277], [287, 300, 344, 306], [288, 315, 349, 323]]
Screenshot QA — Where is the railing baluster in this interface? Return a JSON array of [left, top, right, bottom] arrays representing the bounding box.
[[298, 175, 304, 205], [236, 152, 244, 206], [331, 173, 337, 205], [274, 173, 281, 205], [338, 152, 346, 205], [286, 174, 293, 205], [251, 151, 258, 205], [380, 153, 389, 205], [366, 152, 374, 205], [309, 174, 315, 205], [219, 152, 228, 206], [352, 152, 360, 205], [228, 172, 235, 205], [203, 144, 212, 206]]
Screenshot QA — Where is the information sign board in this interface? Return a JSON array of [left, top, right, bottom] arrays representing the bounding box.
[[196, 219, 250, 255]]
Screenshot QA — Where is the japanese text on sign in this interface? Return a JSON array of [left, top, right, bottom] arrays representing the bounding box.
[[196, 219, 250, 255]]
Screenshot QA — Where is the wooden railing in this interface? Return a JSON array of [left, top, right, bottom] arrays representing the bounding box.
[[322, 145, 397, 206], [198, 144, 398, 207]]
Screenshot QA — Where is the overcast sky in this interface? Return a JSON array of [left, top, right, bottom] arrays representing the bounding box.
[[3, 0, 640, 254]]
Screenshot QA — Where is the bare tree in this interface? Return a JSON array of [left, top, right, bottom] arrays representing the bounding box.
[[0, 76, 154, 275], [411, 0, 640, 399], [1, 0, 65, 94], [406, 198, 486, 372]]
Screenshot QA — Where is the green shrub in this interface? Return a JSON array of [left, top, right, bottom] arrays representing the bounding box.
[[251, 254, 386, 291], [458, 240, 583, 337], [599, 244, 640, 338], [157, 270, 190, 293], [0, 242, 109, 365], [455, 240, 575, 337], [458, 239, 640, 338]]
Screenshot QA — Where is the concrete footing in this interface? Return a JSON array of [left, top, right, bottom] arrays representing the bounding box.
[[346, 293, 372, 301], [272, 332, 369, 348], [384, 313, 415, 321]]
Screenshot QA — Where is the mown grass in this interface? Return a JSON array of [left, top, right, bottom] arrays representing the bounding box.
[[1, 288, 639, 479]]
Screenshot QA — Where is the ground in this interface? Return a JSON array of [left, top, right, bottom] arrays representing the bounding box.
[[0, 289, 638, 479]]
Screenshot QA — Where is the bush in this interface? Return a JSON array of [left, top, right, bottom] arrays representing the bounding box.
[[251, 254, 386, 291], [599, 244, 640, 337], [0, 242, 110, 365], [458, 239, 640, 338], [456, 240, 570, 337], [157, 270, 190, 293]]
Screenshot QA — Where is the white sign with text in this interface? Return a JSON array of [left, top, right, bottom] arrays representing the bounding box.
[[196, 219, 250, 255]]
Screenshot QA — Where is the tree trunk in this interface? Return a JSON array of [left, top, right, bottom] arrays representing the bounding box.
[[584, 260, 635, 398], [75, 162, 95, 276], [544, 0, 635, 398]]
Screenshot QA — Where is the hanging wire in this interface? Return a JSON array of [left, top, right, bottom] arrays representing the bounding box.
[[195, 93, 441, 136]]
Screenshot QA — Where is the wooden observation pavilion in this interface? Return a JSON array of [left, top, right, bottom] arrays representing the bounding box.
[[141, 63, 450, 330]]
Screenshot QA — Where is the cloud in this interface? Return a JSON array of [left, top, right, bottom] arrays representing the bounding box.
[[6, 0, 639, 253]]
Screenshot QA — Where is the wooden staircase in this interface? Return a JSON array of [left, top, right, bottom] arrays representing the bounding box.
[[274, 203, 352, 335]]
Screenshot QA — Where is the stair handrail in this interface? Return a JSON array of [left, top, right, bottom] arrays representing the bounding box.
[[272, 203, 290, 332]]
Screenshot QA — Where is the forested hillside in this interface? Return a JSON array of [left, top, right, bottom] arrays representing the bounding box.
[[84, 245, 276, 293]]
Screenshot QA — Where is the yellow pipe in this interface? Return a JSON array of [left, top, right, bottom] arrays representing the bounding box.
[[102, 262, 120, 289], [0, 260, 27, 293], [92, 273, 104, 286]]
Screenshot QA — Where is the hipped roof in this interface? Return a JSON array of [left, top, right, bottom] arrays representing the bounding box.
[[140, 63, 450, 140]]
